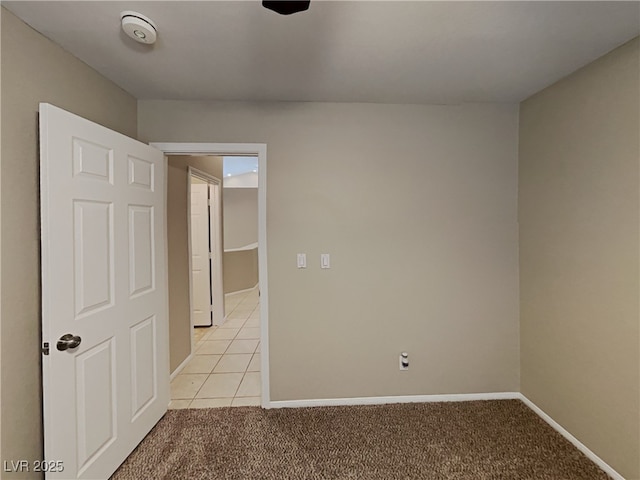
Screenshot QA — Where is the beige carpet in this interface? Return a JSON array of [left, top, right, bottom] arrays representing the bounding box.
[[111, 400, 608, 480]]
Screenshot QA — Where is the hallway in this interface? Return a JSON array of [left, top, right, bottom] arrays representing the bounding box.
[[169, 286, 261, 408]]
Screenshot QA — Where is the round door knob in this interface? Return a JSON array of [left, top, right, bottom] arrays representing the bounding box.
[[57, 333, 81, 351]]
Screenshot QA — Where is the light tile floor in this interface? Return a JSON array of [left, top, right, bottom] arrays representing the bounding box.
[[169, 286, 261, 409]]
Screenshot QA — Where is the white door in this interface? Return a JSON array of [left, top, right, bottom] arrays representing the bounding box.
[[190, 181, 212, 327], [39, 103, 169, 479]]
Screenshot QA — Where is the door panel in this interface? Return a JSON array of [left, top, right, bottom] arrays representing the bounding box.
[[39, 103, 169, 479], [73, 200, 114, 317], [128, 155, 155, 191], [191, 182, 212, 326], [129, 205, 155, 297], [130, 315, 157, 420], [73, 138, 114, 183], [75, 339, 116, 473]]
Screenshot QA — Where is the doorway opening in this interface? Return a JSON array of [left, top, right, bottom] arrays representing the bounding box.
[[157, 143, 269, 408], [186, 156, 261, 407]]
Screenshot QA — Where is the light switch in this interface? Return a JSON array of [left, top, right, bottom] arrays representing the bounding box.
[[321, 253, 330, 269], [297, 253, 307, 269]]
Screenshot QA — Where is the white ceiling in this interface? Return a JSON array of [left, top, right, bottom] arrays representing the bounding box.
[[4, 1, 639, 104]]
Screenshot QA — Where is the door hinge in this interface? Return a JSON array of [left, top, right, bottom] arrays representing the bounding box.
[[210, 305, 215, 312], [42, 342, 50, 355], [208, 199, 212, 207], [209, 252, 213, 259]]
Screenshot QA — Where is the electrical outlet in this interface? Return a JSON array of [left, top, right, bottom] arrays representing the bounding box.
[[399, 352, 409, 371]]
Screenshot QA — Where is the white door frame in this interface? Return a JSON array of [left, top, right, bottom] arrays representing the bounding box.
[[187, 167, 224, 332], [153, 143, 269, 407]]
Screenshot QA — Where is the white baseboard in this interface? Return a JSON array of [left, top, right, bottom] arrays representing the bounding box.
[[267, 391, 520, 409], [224, 283, 259, 296], [517, 394, 624, 480], [169, 353, 194, 381]]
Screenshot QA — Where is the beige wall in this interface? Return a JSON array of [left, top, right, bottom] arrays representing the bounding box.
[[0, 8, 138, 476], [223, 248, 259, 294], [519, 38, 640, 479], [139, 100, 521, 401], [223, 187, 258, 249], [167, 155, 223, 373], [223, 187, 259, 293]]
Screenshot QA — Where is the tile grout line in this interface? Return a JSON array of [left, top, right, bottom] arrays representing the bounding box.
[[232, 370, 249, 401], [232, 341, 261, 402], [229, 315, 253, 400], [188, 330, 234, 403]]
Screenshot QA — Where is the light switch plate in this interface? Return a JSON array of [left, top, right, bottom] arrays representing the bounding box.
[[321, 253, 330, 269], [297, 253, 307, 269]]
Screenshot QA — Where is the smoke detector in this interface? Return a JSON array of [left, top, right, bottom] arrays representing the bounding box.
[[121, 11, 157, 45]]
